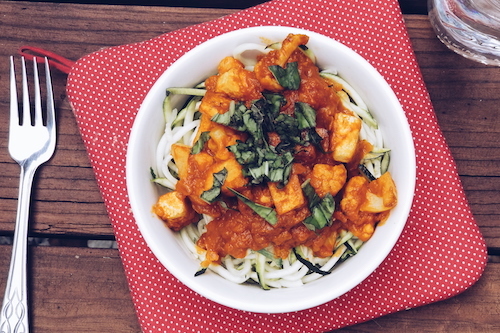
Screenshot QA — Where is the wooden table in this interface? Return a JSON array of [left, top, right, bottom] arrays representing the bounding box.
[[0, 1, 499, 331]]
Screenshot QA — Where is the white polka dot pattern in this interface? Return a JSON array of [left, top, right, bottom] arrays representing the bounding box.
[[66, 0, 488, 331]]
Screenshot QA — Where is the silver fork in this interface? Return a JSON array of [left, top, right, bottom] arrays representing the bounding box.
[[1, 57, 56, 333]]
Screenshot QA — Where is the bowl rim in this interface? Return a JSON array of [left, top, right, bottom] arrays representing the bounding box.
[[126, 25, 416, 313]]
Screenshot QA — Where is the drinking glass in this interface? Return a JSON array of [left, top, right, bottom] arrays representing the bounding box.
[[428, 0, 500, 66]]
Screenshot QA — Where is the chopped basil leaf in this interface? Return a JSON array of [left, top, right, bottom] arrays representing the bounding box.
[[200, 168, 228, 203], [195, 267, 207, 276], [304, 194, 335, 230], [303, 128, 325, 153], [274, 113, 300, 141], [227, 141, 257, 164], [302, 180, 321, 207], [292, 248, 331, 275], [191, 131, 211, 154], [213, 96, 295, 186], [301, 181, 335, 230], [340, 243, 359, 261], [267, 151, 294, 183], [243, 108, 263, 140], [210, 109, 232, 126], [295, 102, 317, 129], [228, 142, 256, 164], [293, 102, 326, 153], [263, 93, 285, 117], [228, 188, 278, 225], [268, 62, 301, 90], [211, 102, 247, 131]]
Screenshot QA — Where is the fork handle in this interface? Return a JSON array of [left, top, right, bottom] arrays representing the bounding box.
[[1, 164, 37, 333]]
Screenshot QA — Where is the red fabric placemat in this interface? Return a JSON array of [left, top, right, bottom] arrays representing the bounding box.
[[66, 0, 488, 331]]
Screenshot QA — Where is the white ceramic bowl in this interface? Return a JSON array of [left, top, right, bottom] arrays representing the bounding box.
[[126, 26, 416, 313]]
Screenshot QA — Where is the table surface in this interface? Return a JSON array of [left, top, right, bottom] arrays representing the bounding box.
[[0, 0, 499, 332]]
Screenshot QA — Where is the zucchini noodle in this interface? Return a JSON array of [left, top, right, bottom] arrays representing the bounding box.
[[153, 42, 391, 289]]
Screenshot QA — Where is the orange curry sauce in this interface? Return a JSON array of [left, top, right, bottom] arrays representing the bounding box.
[[153, 34, 397, 268]]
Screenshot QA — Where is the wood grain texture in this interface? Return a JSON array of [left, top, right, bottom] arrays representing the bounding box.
[[0, 1, 499, 332], [342, 259, 500, 332], [0, 245, 141, 332]]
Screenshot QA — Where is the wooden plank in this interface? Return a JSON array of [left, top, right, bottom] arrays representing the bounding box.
[[0, 245, 141, 332], [0, 245, 498, 332], [343, 259, 500, 332]]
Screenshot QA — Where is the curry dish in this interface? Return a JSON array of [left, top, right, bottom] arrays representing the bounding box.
[[152, 33, 397, 288]]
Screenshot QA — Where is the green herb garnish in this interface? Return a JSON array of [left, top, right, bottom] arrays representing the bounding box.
[[228, 188, 278, 225], [212, 96, 293, 186], [200, 168, 228, 203], [292, 248, 331, 275], [191, 131, 211, 154], [295, 102, 316, 129], [195, 267, 207, 276], [211, 94, 322, 186], [301, 180, 335, 230], [268, 62, 301, 90]]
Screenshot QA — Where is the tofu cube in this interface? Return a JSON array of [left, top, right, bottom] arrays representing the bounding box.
[[171, 143, 191, 180], [360, 172, 398, 213], [268, 174, 305, 215], [207, 125, 244, 161], [153, 191, 198, 231], [192, 151, 215, 172], [207, 158, 248, 195], [331, 112, 362, 163], [251, 186, 273, 207]]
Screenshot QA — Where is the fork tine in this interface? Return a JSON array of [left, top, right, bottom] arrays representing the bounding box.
[[33, 57, 43, 126], [21, 57, 31, 126], [9, 56, 19, 127], [44, 57, 55, 131]]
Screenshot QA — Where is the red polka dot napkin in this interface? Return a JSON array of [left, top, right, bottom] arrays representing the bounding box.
[[66, 0, 488, 331]]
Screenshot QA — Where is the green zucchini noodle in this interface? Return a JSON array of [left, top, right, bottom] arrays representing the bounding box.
[[153, 42, 390, 288]]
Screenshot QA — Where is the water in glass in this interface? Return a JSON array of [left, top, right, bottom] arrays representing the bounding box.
[[428, 0, 500, 66]]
